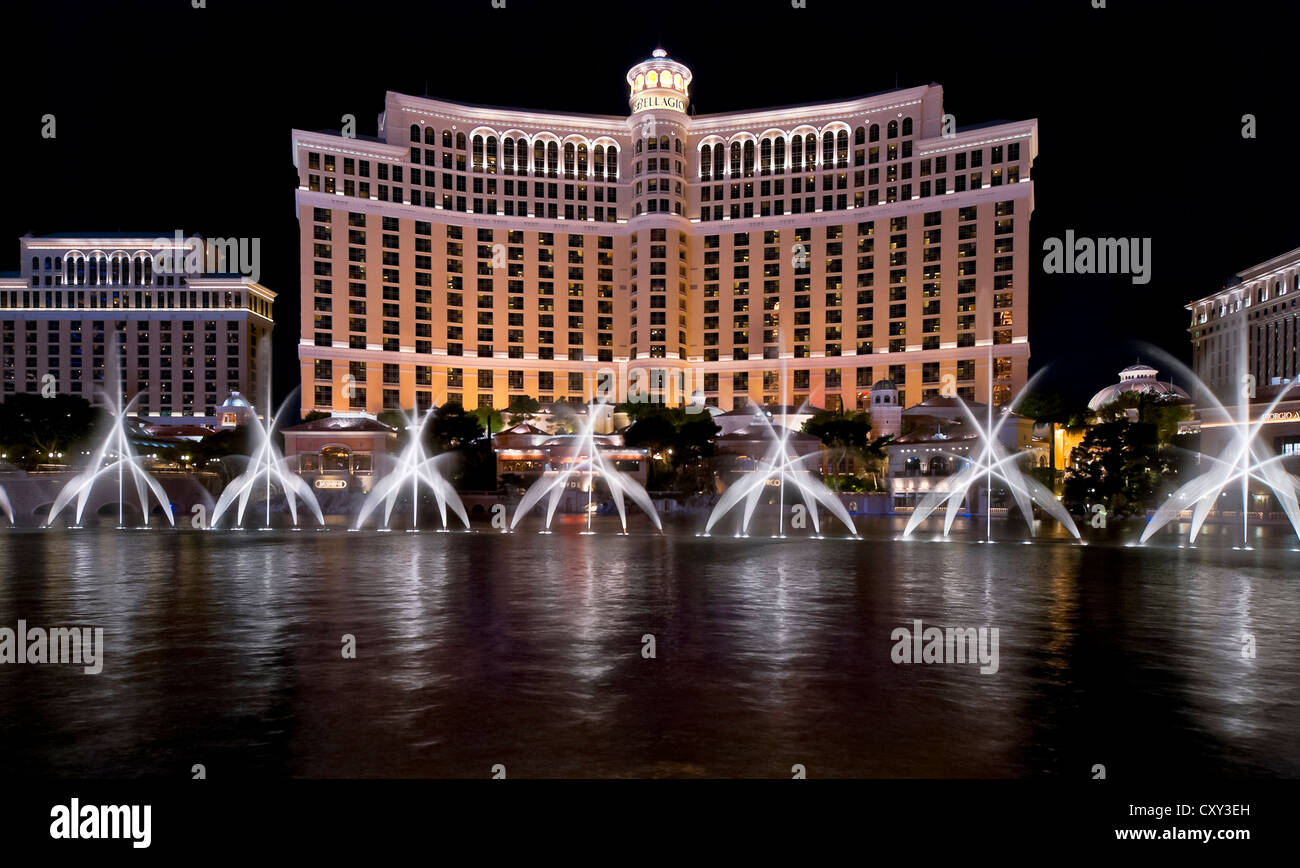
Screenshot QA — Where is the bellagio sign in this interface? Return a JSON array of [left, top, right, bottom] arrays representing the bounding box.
[[632, 93, 686, 113]]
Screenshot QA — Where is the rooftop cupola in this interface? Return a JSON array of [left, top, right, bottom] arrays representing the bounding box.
[[626, 49, 692, 115]]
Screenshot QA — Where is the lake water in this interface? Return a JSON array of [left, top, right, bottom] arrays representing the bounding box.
[[2, 516, 1298, 778]]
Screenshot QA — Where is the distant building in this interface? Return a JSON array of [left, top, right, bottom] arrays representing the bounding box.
[[281, 414, 396, 494], [1187, 246, 1300, 394], [492, 429, 649, 487], [1192, 382, 1300, 465], [867, 378, 901, 438], [1087, 363, 1191, 412], [0, 233, 275, 424], [216, 391, 258, 428]]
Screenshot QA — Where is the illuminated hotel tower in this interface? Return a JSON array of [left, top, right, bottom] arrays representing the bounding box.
[[1187, 245, 1300, 394], [292, 50, 1037, 416], [0, 233, 274, 421]]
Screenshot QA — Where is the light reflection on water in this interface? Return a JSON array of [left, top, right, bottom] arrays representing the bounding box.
[[0, 517, 1297, 778]]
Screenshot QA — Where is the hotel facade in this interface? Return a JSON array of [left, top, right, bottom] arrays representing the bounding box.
[[293, 51, 1037, 417], [1187, 245, 1300, 395], [0, 233, 275, 422]]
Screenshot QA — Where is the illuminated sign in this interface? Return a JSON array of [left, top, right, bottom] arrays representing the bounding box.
[[315, 478, 347, 489], [1266, 411, 1300, 422], [631, 93, 686, 113]]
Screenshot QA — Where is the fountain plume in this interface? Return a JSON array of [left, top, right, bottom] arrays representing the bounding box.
[[46, 349, 174, 528], [1138, 339, 1300, 545], [703, 404, 857, 536], [355, 407, 470, 530], [902, 365, 1080, 541], [510, 402, 661, 533], [210, 338, 323, 529]]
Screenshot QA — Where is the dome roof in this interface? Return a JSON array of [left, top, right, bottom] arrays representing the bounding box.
[[1118, 363, 1159, 380], [626, 49, 692, 113], [871, 379, 897, 391], [1088, 366, 1190, 410], [220, 391, 252, 409]]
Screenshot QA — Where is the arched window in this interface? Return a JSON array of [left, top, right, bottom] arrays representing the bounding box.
[[902, 117, 913, 136], [577, 143, 588, 179], [675, 139, 683, 154], [729, 142, 741, 177], [424, 127, 436, 145], [700, 144, 711, 180], [485, 136, 498, 173], [563, 142, 576, 178], [712, 146, 723, 179], [409, 124, 420, 142], [887, 120, 898, 139], [607, 146, 618, 181], [791, 136, 802, 169], [836, 130, 849, 167], [854, 126, 866, 146], [442, 130, 452, 148], [455, 132, 466, 150], [321, 445, 352, 472], [804, 133, 817, 169], [659, 135, 669, 152], [594, 145, 605, 181], [869, 123, 880, 143], [534, 140, 546, 174], [472, 135, 484, 171], [503, 138, 515, 174], [31, 256, 38, 271], [822, 131, 835, 164], [774, 137, 785, 172], [742, 140, 754, 177], [546, 141, 558, 177], [760, 138, 772, 175]]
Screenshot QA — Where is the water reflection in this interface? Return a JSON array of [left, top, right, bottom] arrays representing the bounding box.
[[0, 520, 1296, 778]]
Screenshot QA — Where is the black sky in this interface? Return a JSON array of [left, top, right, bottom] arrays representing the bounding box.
[[3, 0, 1297, 408]]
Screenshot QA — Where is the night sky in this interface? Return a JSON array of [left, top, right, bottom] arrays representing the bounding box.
[[3, 0, 1296, 409]]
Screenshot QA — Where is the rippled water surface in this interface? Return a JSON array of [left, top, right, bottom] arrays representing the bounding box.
[[1, 517, 1298, 778]]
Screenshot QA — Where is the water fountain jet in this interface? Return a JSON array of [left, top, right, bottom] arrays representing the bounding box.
[[46, 353, 174, 529], [510, 402, 661, 533], [355, 407, 470, 531]]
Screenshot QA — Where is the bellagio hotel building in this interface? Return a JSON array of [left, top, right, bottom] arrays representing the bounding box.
[[293, 51, 1037, 416]]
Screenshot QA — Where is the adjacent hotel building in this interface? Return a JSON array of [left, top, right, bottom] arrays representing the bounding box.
[[1187, 246, 1300, 394], [0, 233, 275, 422], [1186, 244, 1300, 466], [293, 51, 1037, 416]]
